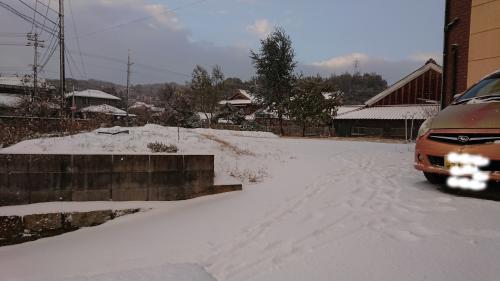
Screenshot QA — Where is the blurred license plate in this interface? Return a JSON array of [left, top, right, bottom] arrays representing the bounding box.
[[444, 157, 453, 170]]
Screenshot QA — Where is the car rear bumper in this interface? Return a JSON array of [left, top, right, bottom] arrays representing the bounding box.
[[414, 129, 500, 182]]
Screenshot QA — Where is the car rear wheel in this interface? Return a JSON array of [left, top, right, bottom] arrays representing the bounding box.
[[424, 172, 447, 185]]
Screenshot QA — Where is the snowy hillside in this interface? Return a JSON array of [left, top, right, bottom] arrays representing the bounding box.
[[1, 125, 500, 281]]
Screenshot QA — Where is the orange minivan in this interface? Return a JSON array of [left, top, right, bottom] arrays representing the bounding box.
[[414, 70, 500, 185]]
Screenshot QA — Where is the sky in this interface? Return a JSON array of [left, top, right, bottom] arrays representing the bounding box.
[[0, 0, 445, 85]]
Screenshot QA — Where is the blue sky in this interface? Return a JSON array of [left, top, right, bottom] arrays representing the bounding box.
[[0, 0, 445, 84], [178, 0, 444, 63]]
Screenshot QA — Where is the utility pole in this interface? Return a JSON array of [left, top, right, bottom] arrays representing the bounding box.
[[59, 0, 65, 113], [27, 32, 44, 101], [126, 49, 133, 118]]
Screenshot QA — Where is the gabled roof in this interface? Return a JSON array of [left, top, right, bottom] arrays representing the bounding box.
[[364, 60, 442, 106], [234, 89, 256, 102], [66, 89, 121, 100], [334, 105, 439, 120], [219, 89, 256, 106]]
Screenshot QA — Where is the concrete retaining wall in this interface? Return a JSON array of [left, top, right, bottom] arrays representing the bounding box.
[[0, 154, 219, 206]]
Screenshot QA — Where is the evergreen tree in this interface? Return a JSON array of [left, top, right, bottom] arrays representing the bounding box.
[[250, 27, 297, 135], [289, 76, 341, 136]]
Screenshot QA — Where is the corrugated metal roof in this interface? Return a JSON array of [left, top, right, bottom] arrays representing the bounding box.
[[334, 105, 439, 120], [336, 105, 363, 115]]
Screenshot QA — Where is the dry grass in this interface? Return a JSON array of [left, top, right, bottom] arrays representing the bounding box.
[[201, 133, 255, 156]]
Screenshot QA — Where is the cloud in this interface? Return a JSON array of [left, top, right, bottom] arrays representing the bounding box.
[[409, 52, 442, 64], [246, 19, 273, 39], [311, 53, 369, 69], [0, 0, 254, 84], [143, 4, 182, 31], [304, 53, 438, 84]]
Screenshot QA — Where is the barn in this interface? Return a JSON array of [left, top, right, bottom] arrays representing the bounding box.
[[333, 60, 442, 139]]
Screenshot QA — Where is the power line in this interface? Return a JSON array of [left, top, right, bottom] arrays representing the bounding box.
[[30, 0, 39, 33], [38, 21, 58, 66], [39, 0, 51, 36], [74, 50, 191, 78], [0, 33, 27, 37], [0, 42, 27, 46], [35, 0, 58, 15], [0, 1, 57, 36], [17, 0, 58, 26], [67, 0, 87, 79], [66, 49, 84, 79], [76, 0, 207, 39], [39, 36, 57, 71]]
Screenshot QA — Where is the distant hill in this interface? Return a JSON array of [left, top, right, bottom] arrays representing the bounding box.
[[324, 73, 388, 105], [48, 73, 387, 106]]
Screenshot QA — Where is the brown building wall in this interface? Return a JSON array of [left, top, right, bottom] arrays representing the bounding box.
[[443, 0, 472, 106], [467, 0, 500, 86], [373, 69, 442, 106]]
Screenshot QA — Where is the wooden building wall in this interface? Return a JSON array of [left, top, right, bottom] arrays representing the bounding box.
[[372, 68, 442, 106]]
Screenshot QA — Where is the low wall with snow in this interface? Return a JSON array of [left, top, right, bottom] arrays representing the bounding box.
[[0, 154, 217, 206]]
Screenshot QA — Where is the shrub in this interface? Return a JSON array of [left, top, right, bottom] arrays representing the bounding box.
[[147, 142, 178, 153]]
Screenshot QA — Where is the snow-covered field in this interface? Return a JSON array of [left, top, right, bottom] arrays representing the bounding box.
[[1, 125, 500, 281]]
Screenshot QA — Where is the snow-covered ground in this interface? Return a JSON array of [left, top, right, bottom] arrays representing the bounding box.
[[1, 126, 500, 281]]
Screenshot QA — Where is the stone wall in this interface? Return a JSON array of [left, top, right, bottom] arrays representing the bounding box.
[[0, 154, 222, 206], [0, 209, 140, 246]]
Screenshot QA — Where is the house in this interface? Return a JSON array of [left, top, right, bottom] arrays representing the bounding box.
[[0, 76, 54, 115], [442, 0, 500, 107], [218, 89, 258, 115], [65, 89, 126, 118], [333, 60, 442, 138], [66, 89, 121, 108]]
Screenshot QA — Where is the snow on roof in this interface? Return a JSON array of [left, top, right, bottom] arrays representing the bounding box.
[[245, 113, 255, 120], [336, 105, 364, 115], [322, 91, 342, 100], [334, 105, 439, 120], [0, 93, 24, 108], [237, 89, 257, 101], [220, 89, 257, 105], [0, 76, 48, 88], [80, 104, 127, 115], [197, 112, 213, 120], [219, 99, 253, 105], [129, 101, 164, 112], [66, 89, 121, 100], [364, 61, 442, 106]]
